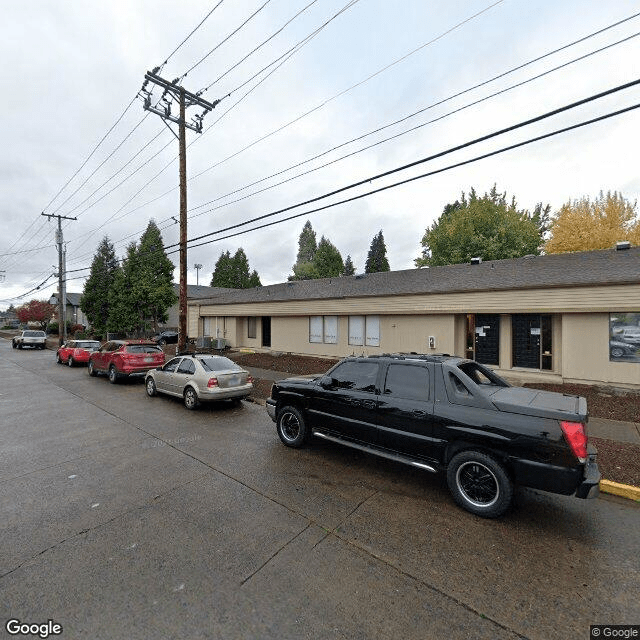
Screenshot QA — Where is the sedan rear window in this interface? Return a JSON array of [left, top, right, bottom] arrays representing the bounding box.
[[126, 345, 163, 354], [198, 356, 241, 372], [24, 331, 45, 337]]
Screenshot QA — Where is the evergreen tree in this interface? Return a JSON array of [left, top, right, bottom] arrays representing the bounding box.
[[107, 243, 140, 334], [210, 251, 233, 287], [134, 220, 177, 331], [343, 255, 355, 276], [314, 236, 344, 278], [80, 236, 119, 337], [290, 220, 318, 280], [365, 231, 390, 273], [296, 220, 317, 263], [210, 248, 261, 288]]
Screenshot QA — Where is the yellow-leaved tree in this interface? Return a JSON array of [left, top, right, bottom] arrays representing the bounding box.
[[545, 191, 640, 254]]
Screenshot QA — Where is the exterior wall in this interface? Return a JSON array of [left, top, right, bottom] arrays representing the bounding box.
[[562, 313, 640, 387], [188, 284, 640, 387]]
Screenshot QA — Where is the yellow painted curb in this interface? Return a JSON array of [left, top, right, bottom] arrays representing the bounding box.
[[600, 479, 640, 501]]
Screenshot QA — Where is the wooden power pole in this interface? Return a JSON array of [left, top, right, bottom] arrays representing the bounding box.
[[141, 70, 219, 353], [41, 212, 76, 346]]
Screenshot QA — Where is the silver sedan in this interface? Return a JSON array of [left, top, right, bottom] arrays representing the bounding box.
[[145, 354, 253, 410]]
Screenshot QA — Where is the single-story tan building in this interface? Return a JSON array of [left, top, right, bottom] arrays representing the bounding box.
[[188, 246, 640, 388]]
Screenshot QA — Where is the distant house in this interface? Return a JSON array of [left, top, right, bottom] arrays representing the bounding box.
[[48, 292, 88, 327], [0, 310, 18, 327]]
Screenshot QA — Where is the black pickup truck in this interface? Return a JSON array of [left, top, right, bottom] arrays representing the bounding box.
[[266, 354, 600, 517]]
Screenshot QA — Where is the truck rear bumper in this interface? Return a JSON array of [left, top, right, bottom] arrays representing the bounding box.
[[575, 454, 600, 499]]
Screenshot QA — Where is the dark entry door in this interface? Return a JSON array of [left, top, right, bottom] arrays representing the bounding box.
[[512, 314, 540, 368], [261, 316, 271, 348], [474, 314, 500, 365]]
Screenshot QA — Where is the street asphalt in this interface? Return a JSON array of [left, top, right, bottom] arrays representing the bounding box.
[[1, 340, 639, 640]]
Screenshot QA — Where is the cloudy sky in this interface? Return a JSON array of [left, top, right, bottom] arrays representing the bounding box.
[[1, 0, 639, 306]]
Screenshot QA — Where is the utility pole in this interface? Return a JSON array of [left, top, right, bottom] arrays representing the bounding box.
[[41, 213, 76, 345], [194, 263, 202, 286], [141, 70, 219, 353]]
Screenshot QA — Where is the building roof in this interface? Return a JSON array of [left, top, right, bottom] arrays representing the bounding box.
[[172, 283, 234, 299], [190, 247, 640, 306]]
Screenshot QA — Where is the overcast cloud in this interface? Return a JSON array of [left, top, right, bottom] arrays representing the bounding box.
[[1, 0, 639, 306]]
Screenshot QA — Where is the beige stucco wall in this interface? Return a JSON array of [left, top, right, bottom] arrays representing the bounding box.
[[268, 314, 456, 359], [561, 313, 640, 387]]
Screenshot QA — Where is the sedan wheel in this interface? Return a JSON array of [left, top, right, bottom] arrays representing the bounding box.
[[610, 346, 625, 358], [146, 378, 157, 397], [447, 451, 513, 518], [183, 387, 198, 410]]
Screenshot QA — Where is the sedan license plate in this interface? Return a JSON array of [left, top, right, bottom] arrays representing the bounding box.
[[229, 375, 240, 386]]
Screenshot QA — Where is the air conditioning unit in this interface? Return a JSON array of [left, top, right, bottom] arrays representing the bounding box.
[[213, 338, 226, 350], [196, 336, 212, 349]]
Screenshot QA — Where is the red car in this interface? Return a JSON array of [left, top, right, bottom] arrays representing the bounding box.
[[88, 340, 165, 383], [56, 340, 102, 366]]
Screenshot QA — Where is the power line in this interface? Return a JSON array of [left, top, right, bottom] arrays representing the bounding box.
[[186, 29, 640, 222], [61, 0, 504, 261], [165, 78, 640, 251], [181, 0, 272, 78], [180, 101, 640, 253], [160, 0, 226, 70]]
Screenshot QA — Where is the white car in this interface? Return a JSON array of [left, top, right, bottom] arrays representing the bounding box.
[[12, 330, 47, 350], [617, 328, 640, 345]]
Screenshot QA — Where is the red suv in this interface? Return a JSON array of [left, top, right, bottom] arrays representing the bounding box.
[[88, 340, 165, 383]]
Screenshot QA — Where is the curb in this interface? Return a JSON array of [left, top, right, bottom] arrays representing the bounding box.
[[600, 479, 640, 502]]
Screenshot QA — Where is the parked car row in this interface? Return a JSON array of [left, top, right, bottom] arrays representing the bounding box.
[[53, 338, 253, 410]]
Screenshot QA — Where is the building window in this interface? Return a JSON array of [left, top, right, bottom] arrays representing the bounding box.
[[465, 314, 499, 365], [349, 316, 364, 346], [512, 314, 552, 370], [248, 316, 257, 339], [203, 317, 213, 337], [309, 316, 338, 344], [349, 315, 380, 347], [365, 315, 380, 347]]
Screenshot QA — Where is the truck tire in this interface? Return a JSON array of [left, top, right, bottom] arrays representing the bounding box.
[[276, 406, 309, 448], [446, 450, 513, 518]]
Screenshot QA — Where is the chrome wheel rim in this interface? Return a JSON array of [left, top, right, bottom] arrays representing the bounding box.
[[146, 379, 155, 396], [185, 389, 196, 408], [456, 461, 499, 508], [280, 412, 300, 442]]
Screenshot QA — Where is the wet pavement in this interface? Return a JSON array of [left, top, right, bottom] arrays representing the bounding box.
[[1, 340, 639, 639]]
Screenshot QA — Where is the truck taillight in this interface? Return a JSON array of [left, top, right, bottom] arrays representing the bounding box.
[[207, 377, 219, 388], [560, 421, 588, 463]]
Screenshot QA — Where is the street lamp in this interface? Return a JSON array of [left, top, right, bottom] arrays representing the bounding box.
[[194, 263, 203, 286]]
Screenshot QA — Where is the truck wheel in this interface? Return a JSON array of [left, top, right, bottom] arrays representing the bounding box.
[[276, 406, 309, 448], [108, 366, 119, 384], [447, 451, 513, 518], [88, 361, 97, 377]]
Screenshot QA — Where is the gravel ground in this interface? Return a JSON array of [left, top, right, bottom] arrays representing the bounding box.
[[230, 351, 640, 488]]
